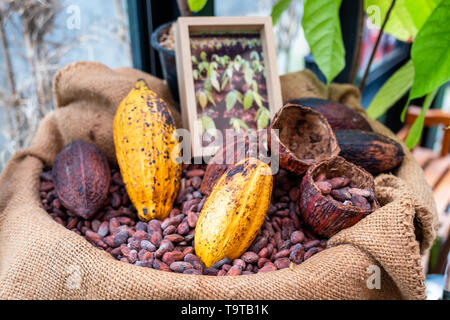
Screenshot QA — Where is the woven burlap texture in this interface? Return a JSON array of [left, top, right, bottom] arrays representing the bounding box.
[[0, 62, 437, 300]]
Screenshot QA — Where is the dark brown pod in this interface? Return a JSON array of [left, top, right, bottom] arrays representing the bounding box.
[[52, 140, 111, 219], [298, 157, 379, 238], [287, 98, 373, 131], [335, 130, 404, 175], [200, 134, 268, 195], [268, 103, 340, 175]]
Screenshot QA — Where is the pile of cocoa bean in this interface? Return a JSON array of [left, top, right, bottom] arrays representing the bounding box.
[[40, 165, 325, 276], [314, 173, 375, 211]]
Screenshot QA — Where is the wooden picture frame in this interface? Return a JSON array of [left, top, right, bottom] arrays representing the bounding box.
[[174, 16, 282, 159]]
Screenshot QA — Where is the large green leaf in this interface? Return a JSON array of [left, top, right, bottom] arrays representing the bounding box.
[[243, 91, 254, 110], [271, 0, 293, 25], [188, 0, 208, 12], [364, 0, 440, 42], [226, 91, 237, 111], [409, 0, 450, 100], [366, 60, 414, 119], [405, 89, 438, 149], [257, 108, 271, 130], [199, 114, 217, 138], [196, 90, 207, 110], [302, 0, 345, 84]]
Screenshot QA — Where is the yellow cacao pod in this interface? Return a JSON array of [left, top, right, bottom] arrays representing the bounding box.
[[113, 80, 181, 221], [195, 158, 273, 268]]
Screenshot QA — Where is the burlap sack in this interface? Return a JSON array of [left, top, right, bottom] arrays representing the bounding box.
[[0, 62, 437, 300]]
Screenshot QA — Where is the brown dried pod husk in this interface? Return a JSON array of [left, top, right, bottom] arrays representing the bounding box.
[[52, 140, 111, 219], [200, 133, 268, 195], [287, 98, 373, 131], [298, 156, 379, 238], [268, 103, 340, 175], [335, 130, 404, 175]]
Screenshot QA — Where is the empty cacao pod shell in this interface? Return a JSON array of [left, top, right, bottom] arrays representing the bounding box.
[[298, 157, 379, 238], [335, 130, 404, 175], [288, 98, 372, 131], [268, 103, 340, 175], [52, 140, 111, 219]]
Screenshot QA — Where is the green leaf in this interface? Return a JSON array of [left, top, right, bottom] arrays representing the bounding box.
[[235, 90, 243, 103], [364, 0, 440, 42], [243, 91, 254, 110], [230, 118, 249, 132], [211, 76, 221, 92], [257, 108, 270, 130], [302, 0, 345, 84], [409, 0, 450, 100], [244, 67, 254, 85], [250, 51, 260, 61], [205, 90, 216, 106], [271, 0, 293, 25], [405, 89, 438, 149], [188, 0, 208, 13], [199, 114, 217, 138], [252, 80, 258, 93], [253, 91, 263, 108], [200, 51, 207, 61], [196, 90, 207, 110], [204, 77, 212, 92], [367, 60, 414, 119], [192, 69, 200, 80], [226, 91, 238, 111]]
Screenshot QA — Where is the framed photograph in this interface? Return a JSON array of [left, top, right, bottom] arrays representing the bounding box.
[[174, 16, 282, 159]]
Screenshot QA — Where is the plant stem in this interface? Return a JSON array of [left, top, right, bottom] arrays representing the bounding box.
[[359, 0, 396, 92], [349, 0, 364, 84], [177, 0, 192, 17]]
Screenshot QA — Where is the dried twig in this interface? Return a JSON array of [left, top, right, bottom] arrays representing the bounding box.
[[359, 0, 396, 92], [349, 0, 364, 84]]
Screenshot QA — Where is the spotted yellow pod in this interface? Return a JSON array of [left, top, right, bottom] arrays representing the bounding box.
[[113, 80, 181, 221], [195, 158, 273, 268]]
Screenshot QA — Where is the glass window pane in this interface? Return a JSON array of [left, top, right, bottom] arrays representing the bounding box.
[[0, 0, 132, 168]]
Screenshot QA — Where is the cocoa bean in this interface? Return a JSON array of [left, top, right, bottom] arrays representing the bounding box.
[[351, 194, 371, 211], [241, 252, 259, 264], [258, 264, 277, 273], [186, 169, 204, 177], [211, 258, 231, 269], [304, 240, 320, 250], [140, 240, 156, 252], [226, 265, 242, 276], [290, 244, 304, 264], [113, 230, 129, 246], [304, 247, 319, 260], [330, 188, 351, 202], [163, 225, 177, 236], [170, 261, 193, 273], [232, 259, 246, 270], [183, 269, 202, 275], [290, 231, 304, 244], [328, 177, 350, 189], [187, 212, 198, 228], [315, 181, 332, 195], [165, 234, 184, 243], [274, 257, 290, 269], [153, 259, 170, 271]]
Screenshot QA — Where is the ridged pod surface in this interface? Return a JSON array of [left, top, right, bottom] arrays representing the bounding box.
[[113, 80, 181, 221], [195, 158, 274, 268], [52, 140, 110, 219]]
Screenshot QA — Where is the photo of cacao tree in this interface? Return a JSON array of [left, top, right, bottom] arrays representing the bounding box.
[[190, 32, 271, 146]]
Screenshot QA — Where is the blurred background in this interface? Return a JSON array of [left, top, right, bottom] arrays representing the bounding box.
[[0, 0, 448, 297]]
